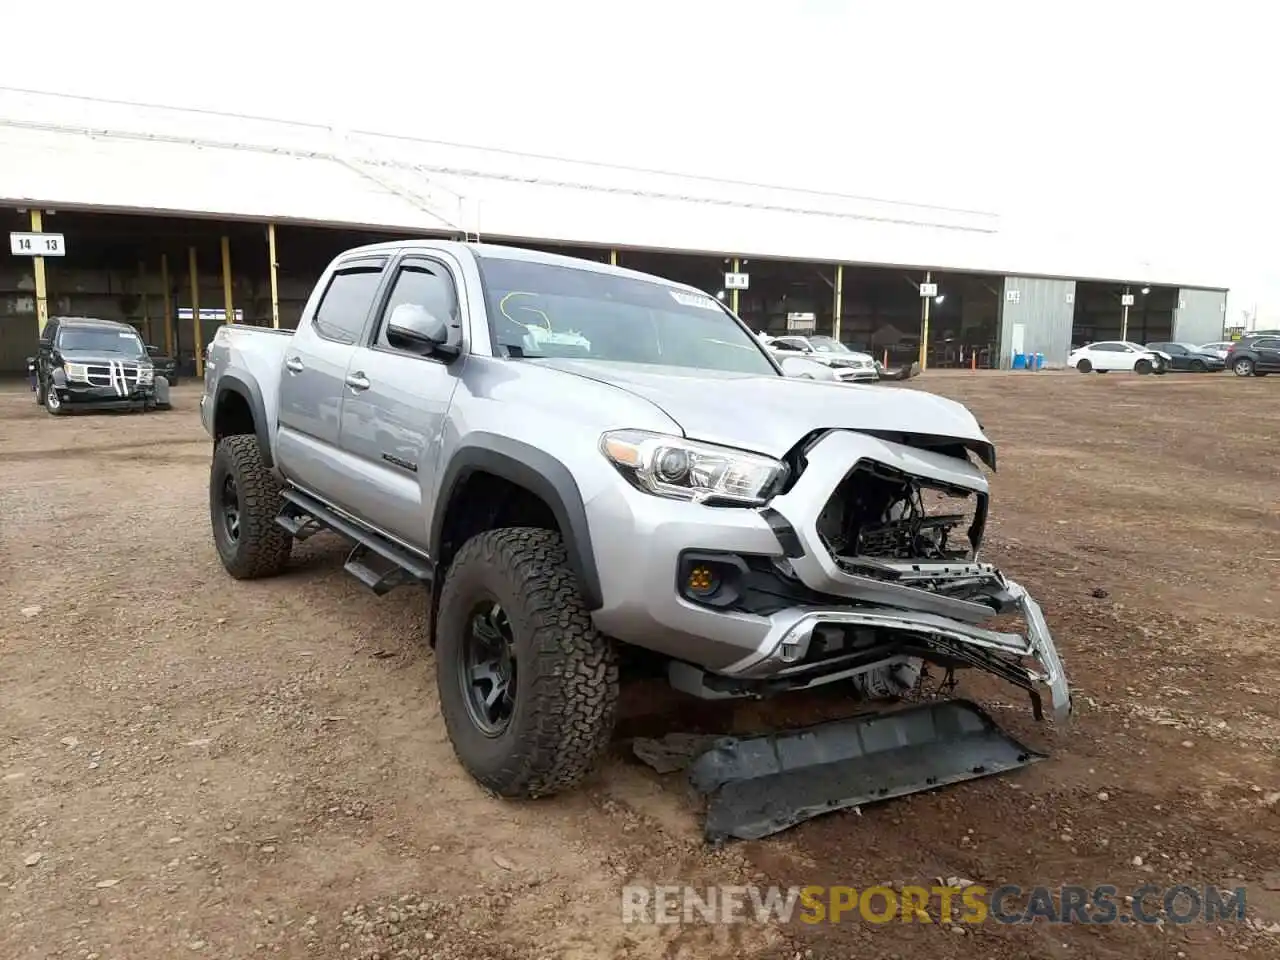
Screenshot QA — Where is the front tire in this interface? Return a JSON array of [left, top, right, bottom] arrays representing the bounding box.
[[209, 435, 292, 579], [435, 527, 619, 799], [1135, 359, 1153, 375], [44, 383, 66, 415], [1233, 358, 1255, 377]]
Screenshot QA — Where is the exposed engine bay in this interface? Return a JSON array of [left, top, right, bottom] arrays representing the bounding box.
[[815, 460, 983, 566]]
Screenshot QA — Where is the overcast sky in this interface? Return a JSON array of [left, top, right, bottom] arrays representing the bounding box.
[[3, 0, 1275, 323]]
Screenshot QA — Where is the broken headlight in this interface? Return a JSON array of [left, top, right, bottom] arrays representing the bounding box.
[[600, 429, 788, 506]]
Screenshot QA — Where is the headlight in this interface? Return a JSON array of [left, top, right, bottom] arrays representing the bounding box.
[[138, 365, 155, 384], [64, 362, 89, 381], [600, 429, 788, 506]]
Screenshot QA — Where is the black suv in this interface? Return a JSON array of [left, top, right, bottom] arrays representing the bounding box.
[[31, 316, 159, 415], [1225, 335, 1280, 377]]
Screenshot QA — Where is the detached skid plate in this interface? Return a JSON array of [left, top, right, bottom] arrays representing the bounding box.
[[687, 699, 1045, 843]]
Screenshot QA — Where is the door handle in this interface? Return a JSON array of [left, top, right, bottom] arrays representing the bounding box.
[[284, 356, 304, 373], [345, 372, 371, 391]]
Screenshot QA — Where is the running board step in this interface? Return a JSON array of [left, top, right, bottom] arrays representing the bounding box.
[[686, 698, 1046, 843], [278, 489, 434, 593]]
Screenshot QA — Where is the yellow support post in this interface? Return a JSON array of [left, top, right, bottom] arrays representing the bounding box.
[[138, 261, 150, 343], [189, 246, 203, 377], [267, 223, 281, 329], [919, 270, 932, 371], [30, 210, 50, 335], [161, 253, 173, 356], [731, 257, 741, 315], [221, 235, 235, 325], [833, 263, 844, 343], [610, 249, 618, 267]]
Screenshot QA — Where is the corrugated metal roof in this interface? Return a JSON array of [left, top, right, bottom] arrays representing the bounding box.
[[0, 89, 1224, 289]]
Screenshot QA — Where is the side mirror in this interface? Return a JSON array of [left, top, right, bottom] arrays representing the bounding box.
[[387, 303, 451, 354]]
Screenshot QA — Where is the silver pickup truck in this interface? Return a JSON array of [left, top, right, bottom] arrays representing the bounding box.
[[201, 240, 1070, 829]]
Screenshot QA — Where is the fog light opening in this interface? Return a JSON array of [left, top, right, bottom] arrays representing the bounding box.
[[686, 564, 720, 598]]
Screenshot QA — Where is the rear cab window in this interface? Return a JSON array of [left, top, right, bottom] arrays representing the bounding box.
[[311, 260, 387, 344]]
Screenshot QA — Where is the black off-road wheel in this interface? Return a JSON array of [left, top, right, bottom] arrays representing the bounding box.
[[435, 527, 619, 799], [209, 434, 292, 579]]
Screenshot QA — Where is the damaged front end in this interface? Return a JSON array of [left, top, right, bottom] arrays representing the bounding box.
[[733, 428, 1071, 724], [668, 428, 1070, 841]]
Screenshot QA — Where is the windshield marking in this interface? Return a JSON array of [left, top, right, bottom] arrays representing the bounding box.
[[669, 290, 720, 311]]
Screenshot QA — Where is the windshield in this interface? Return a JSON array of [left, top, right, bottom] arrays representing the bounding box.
[[806, 336, 850, 353], [57, 327, 146, 356], [476, 256, 779, 376]]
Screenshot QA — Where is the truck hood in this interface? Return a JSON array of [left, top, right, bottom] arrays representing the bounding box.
[[59, 351, 150, 365], [532, 359, 996, 468]]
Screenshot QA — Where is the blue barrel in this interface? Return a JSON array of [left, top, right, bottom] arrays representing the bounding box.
[[1012, 352, 1027, 370], [1034, 352, 1045, 370]]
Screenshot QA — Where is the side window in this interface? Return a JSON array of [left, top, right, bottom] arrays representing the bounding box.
[[1256, 338, 1280, 349], [376, 260, 460, 353], [312, 265, 385, 344]]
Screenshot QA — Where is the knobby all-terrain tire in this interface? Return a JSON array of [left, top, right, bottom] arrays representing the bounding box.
[[209, 434, 292, 580], [435, 527, 620, 799]]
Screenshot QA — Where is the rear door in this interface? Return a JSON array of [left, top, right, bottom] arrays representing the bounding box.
[[336, 252, 467, 549], [275, 255, 389, 496], [1091, 342, 1124, 370]]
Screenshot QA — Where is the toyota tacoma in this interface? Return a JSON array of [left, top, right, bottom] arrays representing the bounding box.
[[201, 241, 1070, 830]]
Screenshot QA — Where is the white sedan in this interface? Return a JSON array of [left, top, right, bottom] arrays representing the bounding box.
[[1069, 341, 1171, 375], [1197, 341, 1234, 360], [758, 334, 880, 382]]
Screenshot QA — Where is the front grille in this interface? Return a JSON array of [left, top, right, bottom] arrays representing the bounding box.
[[82, 362, 150, 394]]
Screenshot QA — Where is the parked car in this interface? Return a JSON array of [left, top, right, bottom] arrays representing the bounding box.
[[1145, 342, 1225, 373], [200, 240, 1070, 820], [146, 343, 180, 386], [761, 334, 879, 382], [1069, 341, 1170, 375], [30, 316, 163, 415], [1224, 334, 1280, 377], [1197, 341, 1234, 360]]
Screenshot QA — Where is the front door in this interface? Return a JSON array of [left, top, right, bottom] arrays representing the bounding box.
[[275, 256, 389, 497], [1254, 337, 1280, 371], [337, 253, 466, 550]]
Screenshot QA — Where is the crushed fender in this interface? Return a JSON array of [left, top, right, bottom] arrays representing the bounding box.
[[687, 698, 1045, 843]]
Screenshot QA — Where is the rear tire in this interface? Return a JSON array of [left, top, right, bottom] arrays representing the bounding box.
[[1190, 359, 1206, 372], [1233, 358, 1254, 377], [435, 527, 619, 799], [1076, 359, 1092, 373], [209, 435, 292, 579]]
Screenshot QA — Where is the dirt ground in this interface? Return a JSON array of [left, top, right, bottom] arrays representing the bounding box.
[[2, 371, 1277, 960]]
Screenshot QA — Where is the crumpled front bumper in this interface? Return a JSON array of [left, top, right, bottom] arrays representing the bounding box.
[[588, 428, 1071, 723], [753, 430, 1071, 721]]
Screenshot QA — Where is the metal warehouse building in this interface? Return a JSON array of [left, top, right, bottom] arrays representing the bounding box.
[[0, 88, 1228, 375]]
